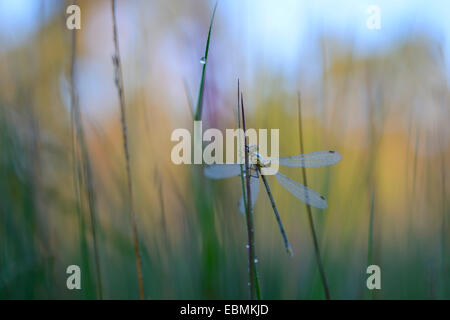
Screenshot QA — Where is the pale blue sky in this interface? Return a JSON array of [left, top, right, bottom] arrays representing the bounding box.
[[0, 0, 61, 50], [0, 0, 448, 118], [221, 0, 450, 75], [1, 0, 449, 64]]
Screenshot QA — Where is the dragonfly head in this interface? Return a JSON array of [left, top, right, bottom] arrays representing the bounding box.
[[246, 144, 273, 167], [245, 145, 272, 169]]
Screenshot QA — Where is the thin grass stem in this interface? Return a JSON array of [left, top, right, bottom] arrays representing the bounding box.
[[297, 93, 331, 300], [366, 189, 375, 300], [111, 0, 145, 300], [241, 93, 261, 300], [69, 14, 103, 299]]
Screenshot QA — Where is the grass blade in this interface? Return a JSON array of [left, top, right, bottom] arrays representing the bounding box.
[[366, 189, 375, 299], [241, 92, 261, 300], [69, 13, 103, 299], [194, 2, 218, 121], [111, 0, 145, 299], [297, 93, 331, 300]]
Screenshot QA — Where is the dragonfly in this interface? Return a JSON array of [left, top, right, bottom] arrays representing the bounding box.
[[204, 145, 342, 213], [204, 145, 341, 256]]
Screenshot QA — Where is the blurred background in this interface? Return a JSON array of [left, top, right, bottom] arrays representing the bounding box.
[[0, 0, 449, 299]]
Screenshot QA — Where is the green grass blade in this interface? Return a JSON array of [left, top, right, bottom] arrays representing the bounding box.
[[194, 2, 218, 121]]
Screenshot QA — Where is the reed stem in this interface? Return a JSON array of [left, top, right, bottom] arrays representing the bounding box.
[[69, 13, 103, 299], [367, 189, 375, 299], [241, 93, 261, 300], [111, 0, 145, 299], [297, 93, 331, 300]]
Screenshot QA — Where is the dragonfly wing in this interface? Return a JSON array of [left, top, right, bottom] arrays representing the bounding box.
[[204, 164, 242, 179], [275, 172, 328, 209], [272, 151, 342, 167], [239, 175, 260, 214]]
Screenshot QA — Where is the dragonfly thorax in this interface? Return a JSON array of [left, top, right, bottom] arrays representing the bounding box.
[[247, 145, 271, 167]]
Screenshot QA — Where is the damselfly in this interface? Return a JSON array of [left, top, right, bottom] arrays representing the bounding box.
[[204, 145, 342, 213]]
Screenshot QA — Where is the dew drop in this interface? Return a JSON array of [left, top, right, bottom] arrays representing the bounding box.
[[200, 57, 206, 65], [246, 244, 250, 249], [254, 258, 259, 263]]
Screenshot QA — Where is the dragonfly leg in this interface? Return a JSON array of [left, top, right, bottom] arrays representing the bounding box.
[[250, 165, 259, 178]]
